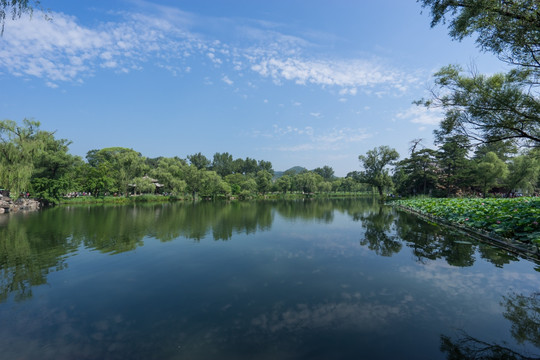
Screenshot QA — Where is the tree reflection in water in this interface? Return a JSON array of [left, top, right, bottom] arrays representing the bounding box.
[[441, 292, 540, 360], [0, 200, 536, 304], [355, 205, 403, 257]]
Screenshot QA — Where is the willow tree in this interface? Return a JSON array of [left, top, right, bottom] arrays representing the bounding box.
[[1, 0, 44, 35], [0, 119, 45, 197]]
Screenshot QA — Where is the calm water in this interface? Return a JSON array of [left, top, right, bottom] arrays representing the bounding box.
[[1, 199, 539, 360]]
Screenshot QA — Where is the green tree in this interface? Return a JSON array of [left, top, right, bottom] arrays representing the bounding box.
[[421, 66, 540, 145], [187, 152, 210, 170], [241, 157, 259, 175], [0, 119, 45, 196], [358, 146, 399, 197], [473, 140, 518, 162], [132, 176, 155, 195], [199, 170, 230, 199], [275, 174, 291, 194], [313, 165, 335, 181], [30, 132, 83, 202], [212, 152, 234, 177], [86, 147, 147, 196], [294, 172, 324, 193], [474, 152, 508, 197], [149, 157, 187, 195], [256, 170, 273, 195], [257, 160, 274, 175], [395, 148, 438, 196], [436, 134, 473, 196], [506, 151, 540, 194], [418, 0, 540, 147], [82, 163, 115, 196], [184, 165, 205, 199]]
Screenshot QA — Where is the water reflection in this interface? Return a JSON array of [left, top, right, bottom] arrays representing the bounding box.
[[440, 291, 540, 360], [0, 199, 534, 303]]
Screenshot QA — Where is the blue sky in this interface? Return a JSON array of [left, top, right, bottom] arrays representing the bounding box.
[[0, 0, 507, 175]]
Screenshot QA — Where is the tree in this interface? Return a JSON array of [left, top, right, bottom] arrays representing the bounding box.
[[257, 160, 273, 175], [0, 119, 45, 196], [30, 131, 83, 202], [132, 176, 155, 195], [395, 148, 438, 196], [82, 162, 115, 196], [199, 170, 230, 199], [506, 150, 540, 194], [212, 152, 234, 177], [358, 146, 399, 197], [149, 157, 187, 195], [275, 175, 291, 194], [313, 165, 335, 181], [187, 152, 210, 170], [86, 147, 147, 196], [474, 152, 508, 197], [418, 0, 540, 147], [436, 134, 473, 196], [1, 0, 42, 35], [184, 165, 205, 199], [422, 66, 540, 145], [419, 1, 540, 69], [255, 170, 273, 195]]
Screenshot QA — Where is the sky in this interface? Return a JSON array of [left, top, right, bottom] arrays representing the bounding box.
[[0, 0, 509, 176]]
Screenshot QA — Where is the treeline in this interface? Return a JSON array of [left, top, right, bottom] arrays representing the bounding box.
[[0, 119, 369, 203], [357, 138, 540, 199]]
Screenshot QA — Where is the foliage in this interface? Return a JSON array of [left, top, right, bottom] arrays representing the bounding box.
[[395, 148, 438, 196], [395, 197, 540, 243], [507, 150, 540, 194], [358, 146, 399, 196], [474, 151, 508, 197], [187, 152, 210, 170], [418, 0, 540, 147], [0, 0, 41, 35], [86, 147, 147, 196], [419, 0, 540, 69], [0, 119, 45, 196], [313, 165, 335, 180], [502, 292, 540, 348], [436, 134, 473, 196], [422, 65, 540, 145]]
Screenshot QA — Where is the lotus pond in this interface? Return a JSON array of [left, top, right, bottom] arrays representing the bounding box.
[[394, 197, 540, 244], [1, 199, 540, 359]]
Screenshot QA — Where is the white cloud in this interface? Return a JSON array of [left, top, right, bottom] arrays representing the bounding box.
[[0, 10, 204, 82], [396, 105, 443, 125], [265, 125, 371, 152], [222, 75, 233, 85], [250, 56, 412, 92], [310, 112, 322, 118], [0, 5, 422, 97]]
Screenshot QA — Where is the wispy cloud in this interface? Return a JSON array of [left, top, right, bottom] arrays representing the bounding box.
[[0, 5, 421, 95], [396, 105, 442, 125], [222, 75, 233, 85], [250, 57, 411, 92], [264, 125, 372, 152]]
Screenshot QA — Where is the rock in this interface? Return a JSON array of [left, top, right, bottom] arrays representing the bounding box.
[[0, 197, 40, 213]]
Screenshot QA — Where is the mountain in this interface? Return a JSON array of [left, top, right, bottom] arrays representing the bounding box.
[[273, 166, 307, 179]]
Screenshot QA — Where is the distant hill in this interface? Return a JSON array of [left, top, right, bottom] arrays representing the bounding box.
[[274, 166, 307, 179]]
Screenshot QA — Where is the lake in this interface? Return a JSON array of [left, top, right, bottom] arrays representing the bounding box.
[[1, 199, 539, 359]]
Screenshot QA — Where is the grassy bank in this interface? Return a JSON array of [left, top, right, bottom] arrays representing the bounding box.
[[393, 197, 540, 244], [59, 194, 183, 204], [59, 192, 370, 204]]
